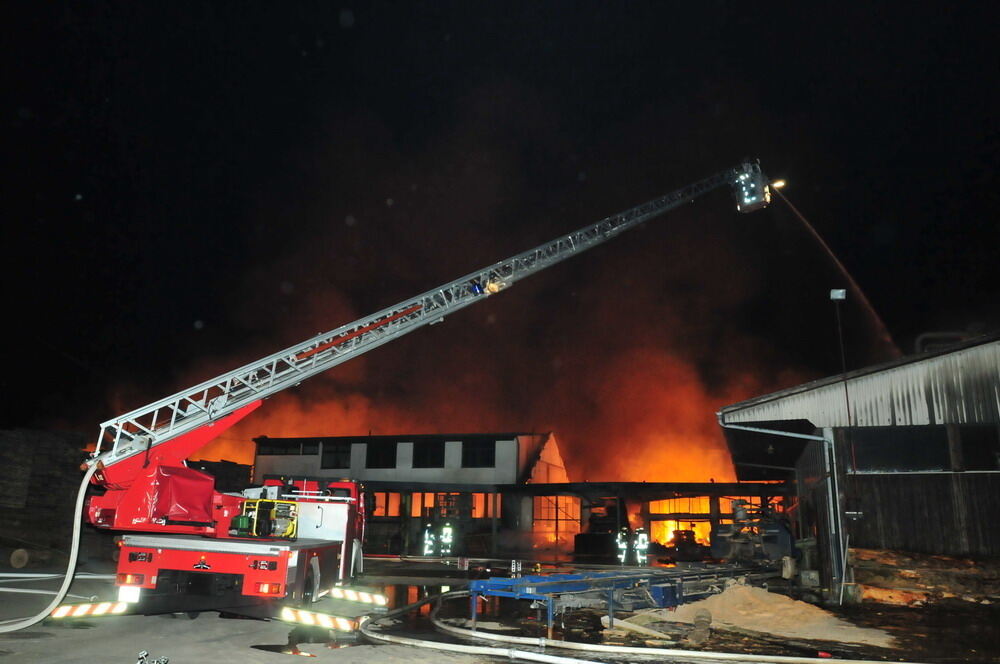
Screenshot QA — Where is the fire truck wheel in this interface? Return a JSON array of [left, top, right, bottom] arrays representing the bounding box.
[[351, 539, 363, 577], [301, 570, 316, 605]]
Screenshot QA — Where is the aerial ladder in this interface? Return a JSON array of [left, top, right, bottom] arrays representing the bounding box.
[[73, 159, 772, 617]]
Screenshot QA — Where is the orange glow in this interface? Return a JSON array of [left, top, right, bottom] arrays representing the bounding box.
[[651, 520, 712, 546], [546, 348, 752, 484], [189, 390, 429, 464], [179, 305, 793, 491], [472, 493, 501, 518], [189, 349, 760, 478], [371, 492, 401, 517], [649, 497, 713, 545]]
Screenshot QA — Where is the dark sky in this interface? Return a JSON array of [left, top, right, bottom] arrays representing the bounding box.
[[4, 3, 998, 441]]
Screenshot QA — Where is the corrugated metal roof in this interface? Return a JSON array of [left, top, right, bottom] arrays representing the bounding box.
[[719, 336, 1000, 427]]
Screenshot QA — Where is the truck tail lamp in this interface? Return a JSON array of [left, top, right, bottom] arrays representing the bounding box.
[[256, 582, 283, 595], [116, 573, 145, 585]]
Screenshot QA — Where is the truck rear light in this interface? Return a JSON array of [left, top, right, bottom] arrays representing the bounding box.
[[256, 582, 282, 595], [116, 573, 145, 585], [128, 551, 153, 563], [118, 585, 142, 603]]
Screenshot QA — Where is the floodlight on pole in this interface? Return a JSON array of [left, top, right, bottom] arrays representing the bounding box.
[[830, 288, 847, 301], [771, 179, 787, 189]]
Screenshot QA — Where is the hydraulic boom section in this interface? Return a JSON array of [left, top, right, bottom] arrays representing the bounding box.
[[88, 160, 771, 472]]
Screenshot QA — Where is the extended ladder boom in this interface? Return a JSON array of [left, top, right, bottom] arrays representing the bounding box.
[[91, 160, 771, 467]]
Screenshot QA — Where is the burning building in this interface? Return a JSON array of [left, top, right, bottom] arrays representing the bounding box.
[[249, 429, 789, 560], [251, 432, 570, 555]]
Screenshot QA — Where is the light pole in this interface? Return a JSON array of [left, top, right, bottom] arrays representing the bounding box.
[[830, 288, 856, 603], [830, 289, 848, 374], [830, 288, 853, 446]]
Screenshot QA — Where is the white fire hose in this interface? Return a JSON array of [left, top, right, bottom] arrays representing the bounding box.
[[0, 463, 99, 632], [378, 589, 934, 664], [361, 590, 602, 664]]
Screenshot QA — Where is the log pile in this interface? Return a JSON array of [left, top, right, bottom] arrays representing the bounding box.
[[0, 429, 87, 562]]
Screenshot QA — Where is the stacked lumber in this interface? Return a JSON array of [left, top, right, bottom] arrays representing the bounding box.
[[0, 429, 87, 561]]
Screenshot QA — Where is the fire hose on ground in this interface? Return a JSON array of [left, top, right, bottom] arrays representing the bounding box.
[[0, 463, 99, 633], [360, 590, 603, 664], [363, 589, 935, 664]]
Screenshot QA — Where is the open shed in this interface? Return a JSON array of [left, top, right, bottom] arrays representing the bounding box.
[[717, 334, 1000, 601]]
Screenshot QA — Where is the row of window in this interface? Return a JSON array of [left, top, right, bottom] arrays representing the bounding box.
[[369, 491, 502, 519], [257, 439, 497, 469], [256, 440, 319, 455], [850, 425, 1000, 472]]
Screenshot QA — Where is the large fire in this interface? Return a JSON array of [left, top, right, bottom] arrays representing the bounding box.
[[190, 344, 756, 494], [649, 496, 715, 545]]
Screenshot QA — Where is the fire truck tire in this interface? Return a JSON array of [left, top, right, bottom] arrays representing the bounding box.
[[352, 539, 363, 577], [301, 570, 316, 604]]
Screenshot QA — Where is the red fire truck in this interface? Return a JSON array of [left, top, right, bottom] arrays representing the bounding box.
[[76, 160, 772, 617]]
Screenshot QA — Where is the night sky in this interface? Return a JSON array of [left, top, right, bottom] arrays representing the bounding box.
[[5, 3, 998, 462]]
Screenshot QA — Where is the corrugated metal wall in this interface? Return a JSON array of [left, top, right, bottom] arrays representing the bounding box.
[[846, 472, 1000, 556], [720, 339, 1000, 428]]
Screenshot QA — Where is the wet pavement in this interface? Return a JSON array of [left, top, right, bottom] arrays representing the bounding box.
[[2, 555, 998, 663], [430, 589, 1000, 663]]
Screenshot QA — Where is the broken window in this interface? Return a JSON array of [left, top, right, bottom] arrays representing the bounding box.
[[366, 442, 398, 469], [461, 439, 495, 468], [532, 495, 581, 544], [321, 442, 352, 469], [412, 440, 445, 468]]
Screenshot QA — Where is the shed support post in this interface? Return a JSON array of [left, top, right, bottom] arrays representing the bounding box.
[[547, 598, 554, 640], [491, 491, 499, 556], [823, 427, 846, 606], [947, 424, 964, 471]]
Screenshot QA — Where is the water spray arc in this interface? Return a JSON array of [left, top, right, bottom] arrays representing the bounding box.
[[771, 186, 900, 359]]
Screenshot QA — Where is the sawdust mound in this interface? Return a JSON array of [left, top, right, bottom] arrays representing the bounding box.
[[665, 584, 895, 648]]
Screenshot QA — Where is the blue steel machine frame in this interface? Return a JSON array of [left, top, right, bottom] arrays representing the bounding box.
[[469, 563, 778, 638]]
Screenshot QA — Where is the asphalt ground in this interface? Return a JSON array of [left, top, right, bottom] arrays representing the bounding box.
[[0, 558, 485, 663]]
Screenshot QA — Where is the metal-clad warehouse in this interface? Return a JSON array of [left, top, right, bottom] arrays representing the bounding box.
[[717, 335, 1000, 602]]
